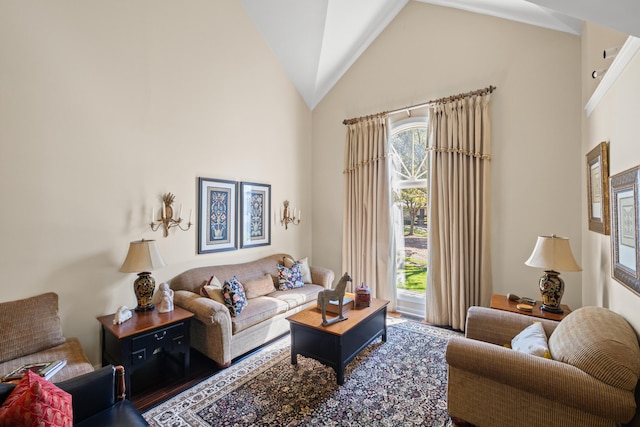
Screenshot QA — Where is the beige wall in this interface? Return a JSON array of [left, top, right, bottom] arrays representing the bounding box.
[[0, 0, 313, 365], [312, 2, 583, 311], [582, 23, 640, 332]]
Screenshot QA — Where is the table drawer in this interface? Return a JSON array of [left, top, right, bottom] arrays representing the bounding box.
[[131, 349, 147, 366], [132, 323, 184, 352]]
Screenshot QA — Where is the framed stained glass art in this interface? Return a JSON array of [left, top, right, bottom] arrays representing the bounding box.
[[198, 178, 238, 254], [240, 182, 271, 249]]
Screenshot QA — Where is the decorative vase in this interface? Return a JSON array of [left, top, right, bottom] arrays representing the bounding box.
[[134, 272, 156, 312], [539, 270, 564, 314]]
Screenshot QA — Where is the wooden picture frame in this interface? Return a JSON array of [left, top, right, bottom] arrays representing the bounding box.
[[586, 141, 610, 234], [240, 182, 271, 249], [610, 165, 640, 295], [198, 178, 238, 254]]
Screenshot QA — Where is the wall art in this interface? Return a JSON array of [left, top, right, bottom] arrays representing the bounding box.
[[198, 178, 238, 253], [610, 165, 640, 295], [240, 182, 271, 248], [586, 141, 610, 234]]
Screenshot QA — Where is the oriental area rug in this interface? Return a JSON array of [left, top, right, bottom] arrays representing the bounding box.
[[143, 318, 462, 427]]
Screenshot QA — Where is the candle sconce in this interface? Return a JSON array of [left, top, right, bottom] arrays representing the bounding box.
[[150, 193, 192, 237], [280, 200, 301, 230]]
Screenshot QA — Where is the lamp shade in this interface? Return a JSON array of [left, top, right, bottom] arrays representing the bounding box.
[[525, 235, 582, 272], [119, 239, 167, 273]]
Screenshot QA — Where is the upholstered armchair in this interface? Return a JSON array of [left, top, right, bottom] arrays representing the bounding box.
[[446, 306, 640, 427]]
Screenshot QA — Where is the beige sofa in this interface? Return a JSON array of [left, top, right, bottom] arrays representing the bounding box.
[[0, 293, 94, 383], [446, 306, 640, 427], [169, 253, 334, 367]]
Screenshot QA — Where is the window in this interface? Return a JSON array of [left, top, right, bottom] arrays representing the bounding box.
[[390, 118, 429, 317]]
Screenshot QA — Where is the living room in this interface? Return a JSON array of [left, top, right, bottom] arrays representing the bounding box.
[[1, 0, 639, 422]]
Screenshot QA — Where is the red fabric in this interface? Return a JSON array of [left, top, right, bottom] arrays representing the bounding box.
[[0, 370, 72, 427]]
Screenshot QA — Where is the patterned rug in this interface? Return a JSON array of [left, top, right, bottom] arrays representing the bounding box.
[[143, 318, 461, 426]]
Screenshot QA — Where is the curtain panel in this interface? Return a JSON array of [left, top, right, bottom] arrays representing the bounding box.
[[425, 95, 492, 330], [342, 116, 396, 309]]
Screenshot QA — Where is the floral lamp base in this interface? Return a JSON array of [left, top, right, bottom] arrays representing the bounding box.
[[539, 270, 564, 314], [134, 272, 156, 312]]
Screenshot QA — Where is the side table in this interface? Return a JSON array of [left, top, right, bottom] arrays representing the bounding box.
[[490, 294, 571, 321], [97, 306, 194, 398]]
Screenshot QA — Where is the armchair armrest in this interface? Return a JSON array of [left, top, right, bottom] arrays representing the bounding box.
[[310, 266, 335, 289], [446, 336, 636, 421], [465, 306, 559, 345], [55, 365, 118, 423]]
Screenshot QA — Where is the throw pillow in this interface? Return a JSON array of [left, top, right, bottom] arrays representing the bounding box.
[[243, 274, 276, 299], [277, 263, 305, 290], [200, 275, 226, 305], [0, 370, 73, 427], [222, 276, 248, 317], [510, 322, 552, 359], [283, 256, 312, 283]]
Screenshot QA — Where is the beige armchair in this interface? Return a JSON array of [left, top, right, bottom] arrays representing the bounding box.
[[446, 306, 640, 427]]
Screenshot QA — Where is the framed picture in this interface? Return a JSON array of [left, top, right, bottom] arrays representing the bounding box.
[[198, 178, 238, 254], [610, 165, 640, 295], [586, 141, 610, 234], [240, 182, 271, 248]]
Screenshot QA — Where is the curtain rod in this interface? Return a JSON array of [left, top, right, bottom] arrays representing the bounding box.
[[342, 85, 496, 125]]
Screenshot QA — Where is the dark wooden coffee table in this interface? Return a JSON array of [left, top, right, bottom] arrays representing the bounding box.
[[286, 297, 389, 385]]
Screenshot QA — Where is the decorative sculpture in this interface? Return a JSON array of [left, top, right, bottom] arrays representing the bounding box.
[[317, 272, 352, 326], [157, 282, 175, 313], [113, 305, 132, 325]]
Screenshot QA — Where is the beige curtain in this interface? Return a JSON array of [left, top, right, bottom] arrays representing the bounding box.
[[425, 95, 492, 330], [343, 115, 396, 309]]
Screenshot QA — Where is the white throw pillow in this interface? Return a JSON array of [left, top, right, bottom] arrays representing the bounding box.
[[283, 256, 312, 283], [510, 322, 552, 359]]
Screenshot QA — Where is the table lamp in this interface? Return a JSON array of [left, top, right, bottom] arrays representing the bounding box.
[[525, 235, 582, 313], [119, 239, 167, 312]]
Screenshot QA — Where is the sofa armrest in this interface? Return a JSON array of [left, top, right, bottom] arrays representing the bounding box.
[[310, 266, 335, 289], [465, 306, 559, 345], [446, 336, 636, 421], [174, 290, 231, 329]]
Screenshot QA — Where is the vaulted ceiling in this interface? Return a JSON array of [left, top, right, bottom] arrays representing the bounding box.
[[240, 0, 640, 110]]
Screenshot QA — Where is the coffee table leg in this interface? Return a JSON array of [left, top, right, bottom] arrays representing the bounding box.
[[290, 327, 297, 365], [336, 366, 344, 385]]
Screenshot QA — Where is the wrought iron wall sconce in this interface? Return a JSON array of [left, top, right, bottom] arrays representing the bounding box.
[[280, 200, 301, 230], [150, 193, 192, 237]]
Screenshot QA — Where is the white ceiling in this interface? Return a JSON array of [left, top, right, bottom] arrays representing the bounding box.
[[240, 0, 640, 110]]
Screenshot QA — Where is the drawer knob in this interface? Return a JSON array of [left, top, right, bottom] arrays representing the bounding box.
[[155, 331, 167, 340]]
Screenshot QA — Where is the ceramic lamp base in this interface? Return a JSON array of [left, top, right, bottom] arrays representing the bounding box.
[[539, 270, 564, 314], [134, 272, 156, 312]]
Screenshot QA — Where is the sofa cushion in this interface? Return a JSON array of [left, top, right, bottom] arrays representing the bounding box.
[[277, 264, 305, 290], [0, 293, 66, 364], [283, 256, 312, 283], [0, 370, 73, 427], [243, 274, 276, 299], [0, 339, 93, 384], [222, 277, 248, 317], [230, 297, 289, 334], [268, 284, 325, 310], [548, 306, 640, 391]]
